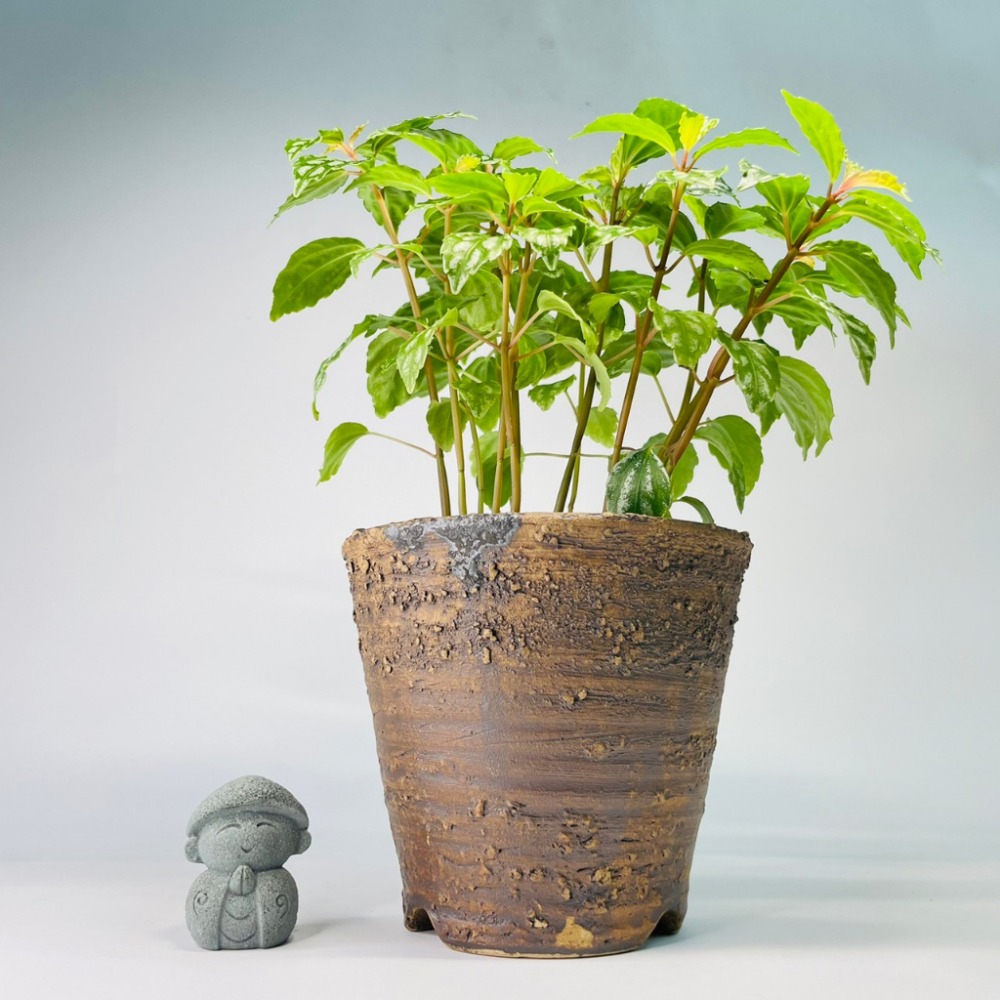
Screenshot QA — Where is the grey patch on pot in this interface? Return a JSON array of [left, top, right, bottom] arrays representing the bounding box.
[[386, 515, 521, 586]]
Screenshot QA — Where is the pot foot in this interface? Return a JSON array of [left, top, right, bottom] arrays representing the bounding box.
[[404, 906, 433, 932], [652, 909, 685, 936]]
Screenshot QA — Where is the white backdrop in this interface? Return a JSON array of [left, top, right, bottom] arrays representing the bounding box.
[[1, 1, 998, 994]]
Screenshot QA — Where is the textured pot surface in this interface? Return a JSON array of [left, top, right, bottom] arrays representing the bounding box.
[[343, 513, 752, 957]]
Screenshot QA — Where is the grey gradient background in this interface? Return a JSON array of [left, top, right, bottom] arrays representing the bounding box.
[[1, 0, 998, 989]]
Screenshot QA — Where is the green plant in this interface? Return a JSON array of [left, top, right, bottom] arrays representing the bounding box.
[[270, 92, 933, 520]]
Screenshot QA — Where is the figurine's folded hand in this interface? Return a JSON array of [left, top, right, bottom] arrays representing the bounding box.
[[228, 864, 257, 895]]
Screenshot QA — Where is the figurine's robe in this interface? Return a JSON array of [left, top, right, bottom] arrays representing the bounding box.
[[186, 866, 299, 949]]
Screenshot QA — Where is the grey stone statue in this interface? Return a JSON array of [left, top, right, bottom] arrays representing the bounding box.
[[184, 775, 311, 950]]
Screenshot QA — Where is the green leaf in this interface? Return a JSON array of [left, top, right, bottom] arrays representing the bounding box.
[[585, 406, 619, 448], [349, 163, 432, 196], [668, 444, 698, 498], [682, 239, 771, 281], [737, 160, 776, 192], [311, 314, 379, 419], [359, 112, 472, 159], [704, 204, 771, 239], [757, 175, 810, 216], [770, 356, 834, 457], [358, 182, 414, 231], [695, 414, 763, 512], [605, 449, 672, 516], [696, 127, 797, 160], [761, 292, 832, 348], [503, 169, 537, 204], [396, 328, 432, 394], [839, 162, 908, 198], [573, 112, 677, 155], [518, 197, 588, 222], [678, 112, 719, 151], [544, 333, 611, 409], [514, 334, 548, 389], [457, 356, 502, 428], [537, 290, 597, 351], [401, 127, 482, 168], [583, 223, 658, 261], [705, 268, 753, 311], [366, 331, 409, 417], [654, 167, 733, 199], [781, 90, 845, 183], [812, 239, 898, 337], [826, 303, 877, 384], [649, 303, 718, 369], [431, 172, 508, 212], [441, 232, 513, 292], [837, 192, 930, 278], [673, 496, 714, 524], [284, 134, 323, 161], [619, 98, 692, 168], [528, 375, 576, 411], [533, 167, 590, 201], [588, 293, 621, 325], [459, 272, 504, 330], [718, 334, 780, 413], [426, 399, 465, 451], [514, 225, 575, 251], [492, 135, 554, 162], [273, 154, 349, 220], [270, 237, 365, 321], [318, 422, 368, 482], [607, 271, 655, 312]]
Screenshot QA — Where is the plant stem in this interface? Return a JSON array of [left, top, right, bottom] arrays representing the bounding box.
[[464, 406, 485, 514], [609, 184, 685, 465], [659, 196, 837, 471], [568, 450, 582, 512], [446, 350, 468, 514], [573, 248, 600, 290], [493, 257, 516, 511], [441, 208, 467, 515], [491, 417, 507, 513], [567, 361, 586, 512], [371, 185, 451, 515], [652, 374, 675, 422], [369, 432, 436, 458], [553, 184, 621, 512], [507, 247, 533, 512]]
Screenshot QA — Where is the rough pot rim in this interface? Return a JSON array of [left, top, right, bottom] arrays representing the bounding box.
[[342, 510, 752, 549]]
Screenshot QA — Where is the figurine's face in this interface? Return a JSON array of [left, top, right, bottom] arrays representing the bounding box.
[[196, 811, 301, 873]]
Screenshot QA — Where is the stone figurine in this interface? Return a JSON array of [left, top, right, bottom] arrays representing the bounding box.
[[184, 775, 311, 950]]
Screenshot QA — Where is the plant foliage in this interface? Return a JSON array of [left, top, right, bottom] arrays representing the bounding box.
[[271, 95, 933, 518]]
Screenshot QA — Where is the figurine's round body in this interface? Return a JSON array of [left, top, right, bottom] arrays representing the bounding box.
[[186, 863, 299, 949], [184, 777, 311, 951]]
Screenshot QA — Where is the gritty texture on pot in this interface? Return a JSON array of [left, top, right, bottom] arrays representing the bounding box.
[[343, 513, 752, 958]]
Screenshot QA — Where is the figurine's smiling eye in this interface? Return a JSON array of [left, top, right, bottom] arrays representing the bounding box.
[[256, 820, 275, 829], [216, 824, 239, 835]]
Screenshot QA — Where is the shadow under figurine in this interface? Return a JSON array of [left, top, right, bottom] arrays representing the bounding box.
[[185, 775, 311, 950]]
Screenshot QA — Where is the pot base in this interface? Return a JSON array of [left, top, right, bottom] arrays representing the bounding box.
[[403, 901, 685, 958]]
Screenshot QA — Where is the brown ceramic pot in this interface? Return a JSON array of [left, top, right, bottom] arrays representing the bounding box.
[[343, 513, 752, 958]]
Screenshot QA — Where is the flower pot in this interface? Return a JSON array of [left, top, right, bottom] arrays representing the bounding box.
[[343, 512, 752, 957]]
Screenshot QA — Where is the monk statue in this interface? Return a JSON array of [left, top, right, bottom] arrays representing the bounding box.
[[184, 775, 311, 949]]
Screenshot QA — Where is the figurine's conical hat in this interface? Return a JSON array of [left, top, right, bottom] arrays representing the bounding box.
[[187, 775, 309, 835]]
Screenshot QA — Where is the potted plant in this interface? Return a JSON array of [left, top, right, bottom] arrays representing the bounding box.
[[270, 92, 931, 957]]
